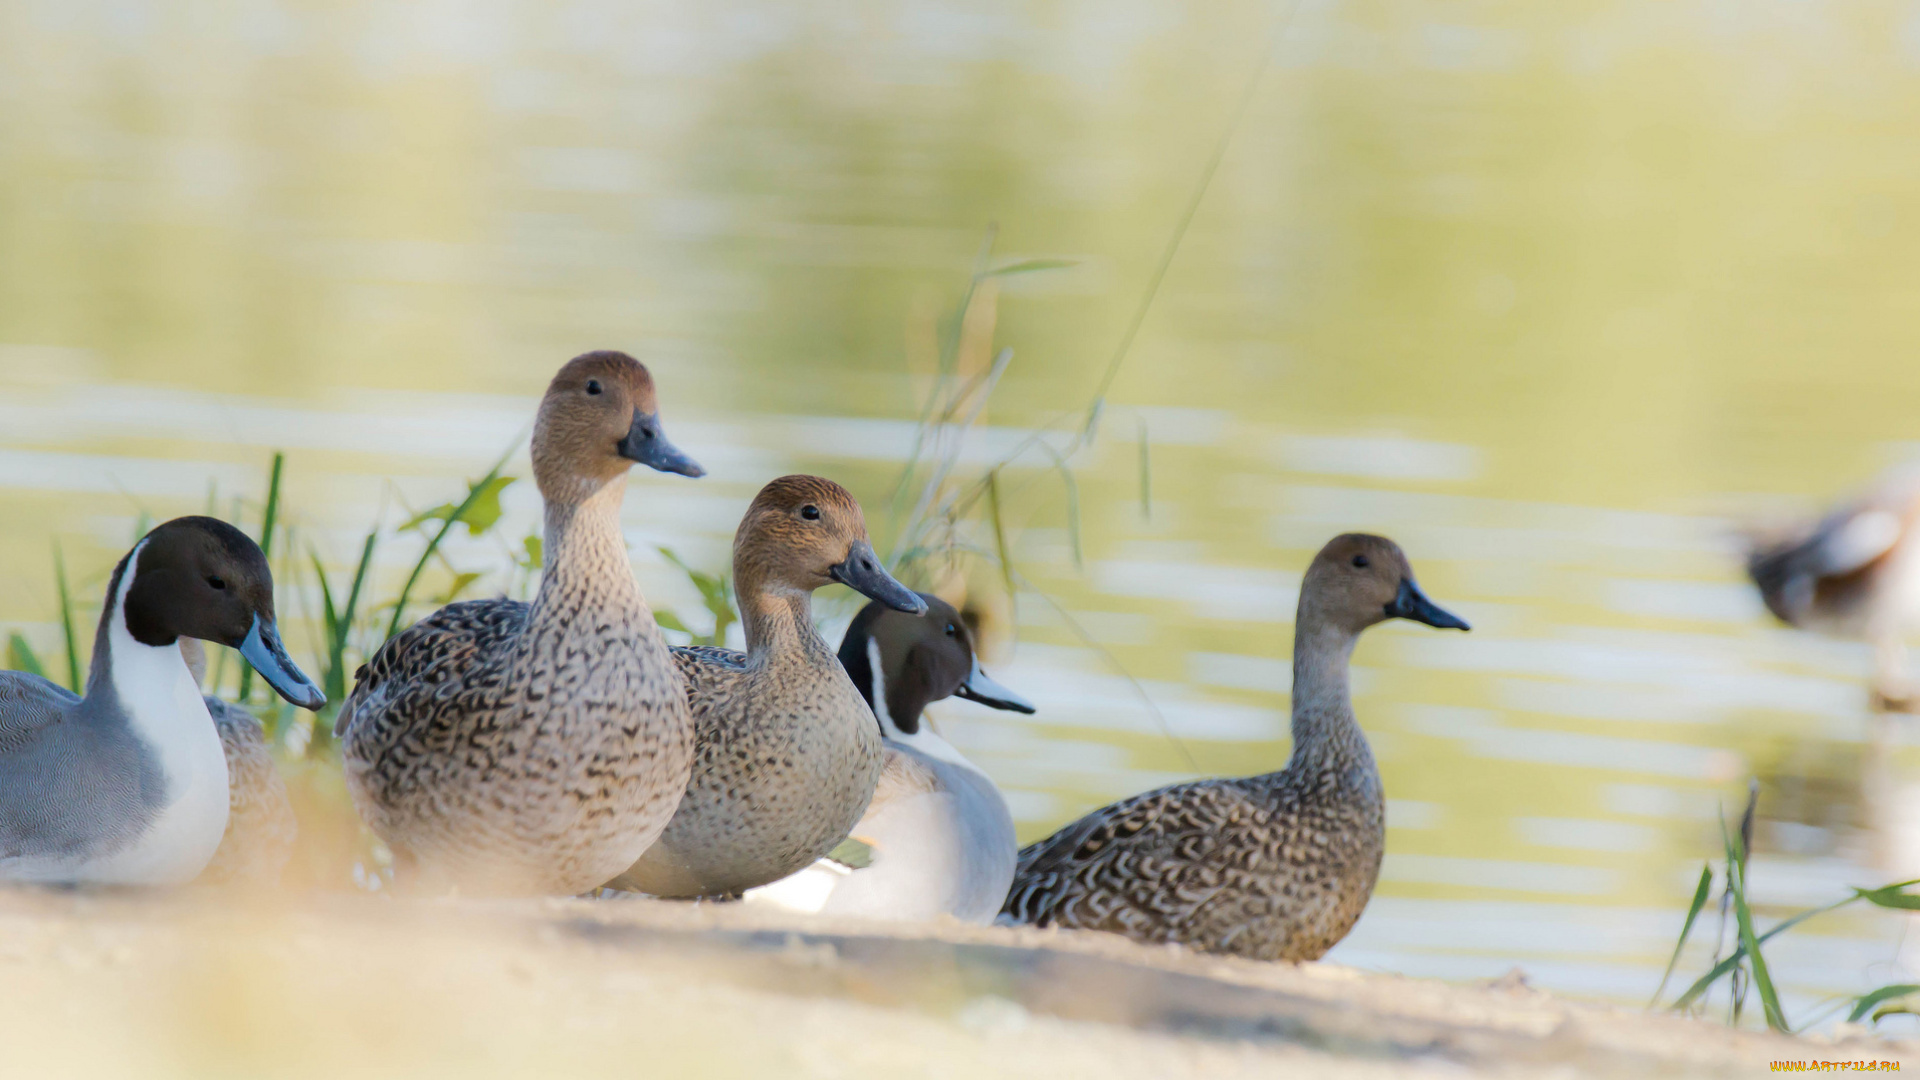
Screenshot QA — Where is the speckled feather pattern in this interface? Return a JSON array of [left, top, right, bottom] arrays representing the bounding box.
[[1001, 534, 1459, 962], [339, 489, 694, 896], [612, 603, 884, 898], [1000, 726, 1383, 962], [198, 696, 296, 886]]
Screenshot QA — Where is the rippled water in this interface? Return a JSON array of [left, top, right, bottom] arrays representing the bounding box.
[[8, 0, 1920, 1025]]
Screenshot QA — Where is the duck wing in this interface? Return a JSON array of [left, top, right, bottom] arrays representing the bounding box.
[[0, 671, 79, 756], [1000, 777, 1241, 930], [336, 599, 530, 738], [668, 644, 750, 699]]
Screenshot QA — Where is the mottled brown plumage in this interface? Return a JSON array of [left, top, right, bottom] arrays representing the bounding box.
[[198, 696, 296, 886], [177, 639, 297, 887], [1000, 534, 1469, 961], [608, 475, 926, 898], [338, 352, 703, 896]]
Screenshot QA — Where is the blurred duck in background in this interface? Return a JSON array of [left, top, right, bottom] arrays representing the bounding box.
[[0, 517, 323, 886], [744, 592, 1034, 923], [180, 639, 297, 887], [337, 352, 705, 896], [1000, 534, 1468, 962], [608, 476, 928, 899], [1746, 468, 1920, 711]]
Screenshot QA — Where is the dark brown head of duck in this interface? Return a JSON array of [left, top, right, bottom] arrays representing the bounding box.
[[1299, 533, 1470, 635], [532, 351, 704, 500], [732, 475, 926, 614], [117, 516, 326, 710], [838, 592, 1033, 738]]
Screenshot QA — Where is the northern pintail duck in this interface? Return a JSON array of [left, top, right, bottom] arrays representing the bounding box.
[[1000, 534, 1468, 961], [1747, 468, 1920, 709], [607, 475, 927, 898], [178, 639, 297, 887], [744, 593, 1034, 922], [338, 352, 704, 896], [0, 516, 323, 885]]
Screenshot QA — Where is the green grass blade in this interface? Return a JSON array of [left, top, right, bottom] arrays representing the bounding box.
[[310, 551, 343, 702], [983, 257, 1075, 277], [1722, 815, 1788, 1032], [985, 469, 1017, 601], [1671, 893, 1857, 1011], [1849, 984, 1920, 1023], [239, 451, 286, 703], [54, 544, 81, 692], [7, 632, 47, 678], [385, 449, 513, 641], [1851, 879, 1920, 910], [1650, 863, 1714, 1007], [1079, 12, 1283, 440]]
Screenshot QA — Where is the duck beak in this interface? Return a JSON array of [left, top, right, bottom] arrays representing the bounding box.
[[238, 615, 328, 711], [954, 658, 1035, 714], [618, 410, 706, 478], [829, 541, 927, 614], [1385, 579, 1470, 631]]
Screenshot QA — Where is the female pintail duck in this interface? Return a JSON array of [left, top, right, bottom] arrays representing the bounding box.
[[0, 516, 323, 885], [1746, 468, 1920, 710], [1000, 534, 1468, 961], [178, 639, 297, 886], [606, 475, 927, 898], [338, 351, 704, 896], [743, 593, 1034, 923]]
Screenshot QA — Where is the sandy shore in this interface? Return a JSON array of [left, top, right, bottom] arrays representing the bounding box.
[[0, 887, 1901, 1079]]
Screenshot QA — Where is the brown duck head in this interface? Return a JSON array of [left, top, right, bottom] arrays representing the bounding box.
[[732, 475, 925, 615], [1298, 533, 1469, 636], [532, 350, 703, 502]]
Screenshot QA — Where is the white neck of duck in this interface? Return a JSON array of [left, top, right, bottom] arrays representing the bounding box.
[[532, 477, 648, 625], [863, 636, 980, 772], [1284, 621, 1373, 775], [83, 540, 229, 883]]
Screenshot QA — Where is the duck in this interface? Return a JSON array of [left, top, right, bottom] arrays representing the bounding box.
[[177, 639, 297, 887], [606, 475, 928, 898], [999, 533, 1468, 962], [1746, 467, 1920, 710], [0, 516, 324, 885], [337, 351, 705, 896], [742, 592, 1035, 923]]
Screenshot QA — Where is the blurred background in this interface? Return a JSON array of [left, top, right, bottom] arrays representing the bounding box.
[[6, 0, 1920, 1023]]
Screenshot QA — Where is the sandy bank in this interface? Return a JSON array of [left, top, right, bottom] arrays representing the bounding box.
[[0, 887, 1899, 1079]]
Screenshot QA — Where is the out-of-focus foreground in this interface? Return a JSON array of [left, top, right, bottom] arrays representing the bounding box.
[[0, 887, 1881, 1080]]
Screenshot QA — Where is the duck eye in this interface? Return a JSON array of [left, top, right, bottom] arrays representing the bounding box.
[[944, 623, 957, 636], [585, 379, 603, 396], [800, 505, 820, 521], [1351, 555, 1369, 569], [207, 575, 227, 590]]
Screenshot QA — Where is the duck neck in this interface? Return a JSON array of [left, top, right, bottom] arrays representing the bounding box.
[[531, 478, 644, 624], [735, 564, 830, 667], [85, 542, 210, 750], [1285, 620, 1372, 775]]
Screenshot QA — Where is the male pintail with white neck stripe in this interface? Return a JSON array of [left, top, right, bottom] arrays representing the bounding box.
[[0, 516, 322, 885], [745, 592, 1033, 923], [608, 475, 927, 898], [1001, 534, 1467, 961], [338, 351, 704, 896], [1746, 467, 1920, 711]]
